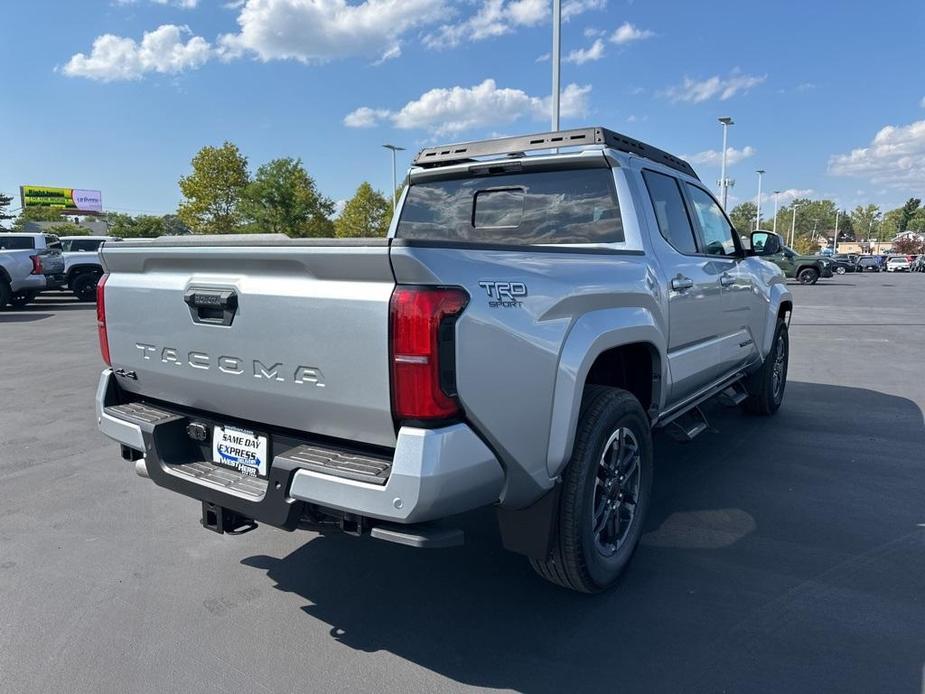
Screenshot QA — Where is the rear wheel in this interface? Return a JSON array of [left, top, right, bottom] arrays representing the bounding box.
[[530, 386, 653, 593], [835, 266, 846, 275], [797, 267, 819, 285], [72, 272, 101, 302], [9, 290, 37, 308], [742, 319, 789, 416]]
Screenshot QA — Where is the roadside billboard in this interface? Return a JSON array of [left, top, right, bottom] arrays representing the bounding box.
[[20, 186, 103, 214]]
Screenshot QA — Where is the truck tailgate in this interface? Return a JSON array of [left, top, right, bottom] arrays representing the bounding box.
[[101, 237, 397, 448]]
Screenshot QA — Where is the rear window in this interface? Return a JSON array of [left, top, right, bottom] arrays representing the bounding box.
[[397, 168, 624, 245], [0, 236, 35, 250], [61, 239, 103, 252]]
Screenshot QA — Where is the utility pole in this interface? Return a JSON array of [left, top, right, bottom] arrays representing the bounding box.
[[772, 191, 781, 235], [551, 0, 561, 131], [755, 170, 765, 231], [718, 117, 734, 210], [790, 203, 800, 247], [382, 144, 406, 213]]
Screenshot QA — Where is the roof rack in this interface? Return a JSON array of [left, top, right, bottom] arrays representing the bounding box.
[[413, 126, 699, 180]]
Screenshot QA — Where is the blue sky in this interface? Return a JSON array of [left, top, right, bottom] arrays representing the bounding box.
[[1, 0, 923, 217]]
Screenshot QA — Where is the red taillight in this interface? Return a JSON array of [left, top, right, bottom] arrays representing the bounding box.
[[390, 285, 468, 421], [97, 274, 111, 366], [30, 255, 42, 275]]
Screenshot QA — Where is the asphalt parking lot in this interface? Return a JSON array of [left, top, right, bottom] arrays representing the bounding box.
[[1, 274, 924, 694]]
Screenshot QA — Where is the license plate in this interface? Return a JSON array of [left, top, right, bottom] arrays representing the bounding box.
[[212, 425, 269, 478]]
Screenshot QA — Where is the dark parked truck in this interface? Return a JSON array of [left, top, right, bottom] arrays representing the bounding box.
[[96, 127, 793, 592], [750, 233, 833, 284]]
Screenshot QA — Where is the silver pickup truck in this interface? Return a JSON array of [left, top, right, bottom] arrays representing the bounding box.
[[96, 127, 792, 592], [0, 232, 66, 308]]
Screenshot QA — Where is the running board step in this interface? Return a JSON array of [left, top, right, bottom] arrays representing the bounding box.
[[276, 444, 392, 486], [105, 402, 182, 427], [370, 524, 464, 549], [666, 406, 710, 442], [717, 383, 749, 407]]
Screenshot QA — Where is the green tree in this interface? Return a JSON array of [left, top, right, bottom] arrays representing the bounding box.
[[178, 142, 250, 234], [898, 197, 921, 232], [849, 204, 881, 241], [104, 213, 170, 238], [241, 157, 335, 237], [334, 182, 391, 238], [0, 192, 15, 226], [11, 206, 66, 230], [729, 202, 757, 233], [162, 214, 191, 236]]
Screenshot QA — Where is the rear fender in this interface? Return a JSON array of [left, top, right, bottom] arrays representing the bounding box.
[[546, 308, 666, 478]]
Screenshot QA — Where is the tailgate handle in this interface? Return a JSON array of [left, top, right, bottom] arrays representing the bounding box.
[[184, 288, 238, 326]]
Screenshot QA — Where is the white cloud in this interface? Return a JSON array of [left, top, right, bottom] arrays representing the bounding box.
[[344, 78, 591, 136], [536, 52, 551, 62], [117, 0, 200, 8], [343, 106, 391, 128], [661, 71, 766, 103], [424, 0, 604, 48], [683, 145, 756, 166], [610, 21, 653, 45], [758, 188, 815, 205], [828, 120, 925, 189], [565, 38, 605, 64], [562, 0, 606, 20], [62, 24, 212, 81], [221, 0, 447, 63]]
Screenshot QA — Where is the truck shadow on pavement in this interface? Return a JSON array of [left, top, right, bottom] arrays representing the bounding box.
[[242, 381, 925, 693], [0, 312, 52, 323]]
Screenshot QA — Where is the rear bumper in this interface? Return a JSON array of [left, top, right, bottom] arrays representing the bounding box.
[[10, 274, 45, 294], [44, 273, 67, 289], [95, 370, 504, 528]]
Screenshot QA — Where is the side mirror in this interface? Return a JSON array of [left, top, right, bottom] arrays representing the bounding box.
[[751, 231, 781, 256]]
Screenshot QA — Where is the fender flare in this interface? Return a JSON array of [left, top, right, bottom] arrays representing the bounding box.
[[762, 282, 793, 358], [545, 307, 667, 478]]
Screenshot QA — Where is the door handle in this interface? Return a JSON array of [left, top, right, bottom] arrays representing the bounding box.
[[671, 276, 694, 291], [720, 273, 735, 287]]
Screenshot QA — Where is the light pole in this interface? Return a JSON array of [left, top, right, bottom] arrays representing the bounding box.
[[772, 191, 781, 235], [551, 0, 561, 131], [832, 208, 840, 255], [755, 170, 765, 231], [382, 144, 406, 213], [789, 202, 800, 247], [718, 117, 734, 209]]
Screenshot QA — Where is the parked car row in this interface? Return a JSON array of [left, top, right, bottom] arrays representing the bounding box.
[[826, 253, 922, 274], [0, 232, 116, 308]]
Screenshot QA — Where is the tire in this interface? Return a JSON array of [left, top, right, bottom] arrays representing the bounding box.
[[797, 267, 819, 285], [9, 290, 37, 308], [72, 272, 101, 302], [0, 279, 11, 309], [530, 386, 653, 593], [742, 319, 789, 416], [835, 266, 846, 275]]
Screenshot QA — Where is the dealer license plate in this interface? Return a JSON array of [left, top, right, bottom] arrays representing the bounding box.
[[212, 425, 269, 478]]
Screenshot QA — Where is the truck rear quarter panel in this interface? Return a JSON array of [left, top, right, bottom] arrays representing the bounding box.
[[390, 243, 664, 507]]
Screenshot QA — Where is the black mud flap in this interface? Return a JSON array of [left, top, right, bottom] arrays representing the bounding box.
[[496, 484, 561, 560]]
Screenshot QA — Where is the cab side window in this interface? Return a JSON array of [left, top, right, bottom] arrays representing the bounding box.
[[685, 185, 737, 256], [642, 170, 698, 255]]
